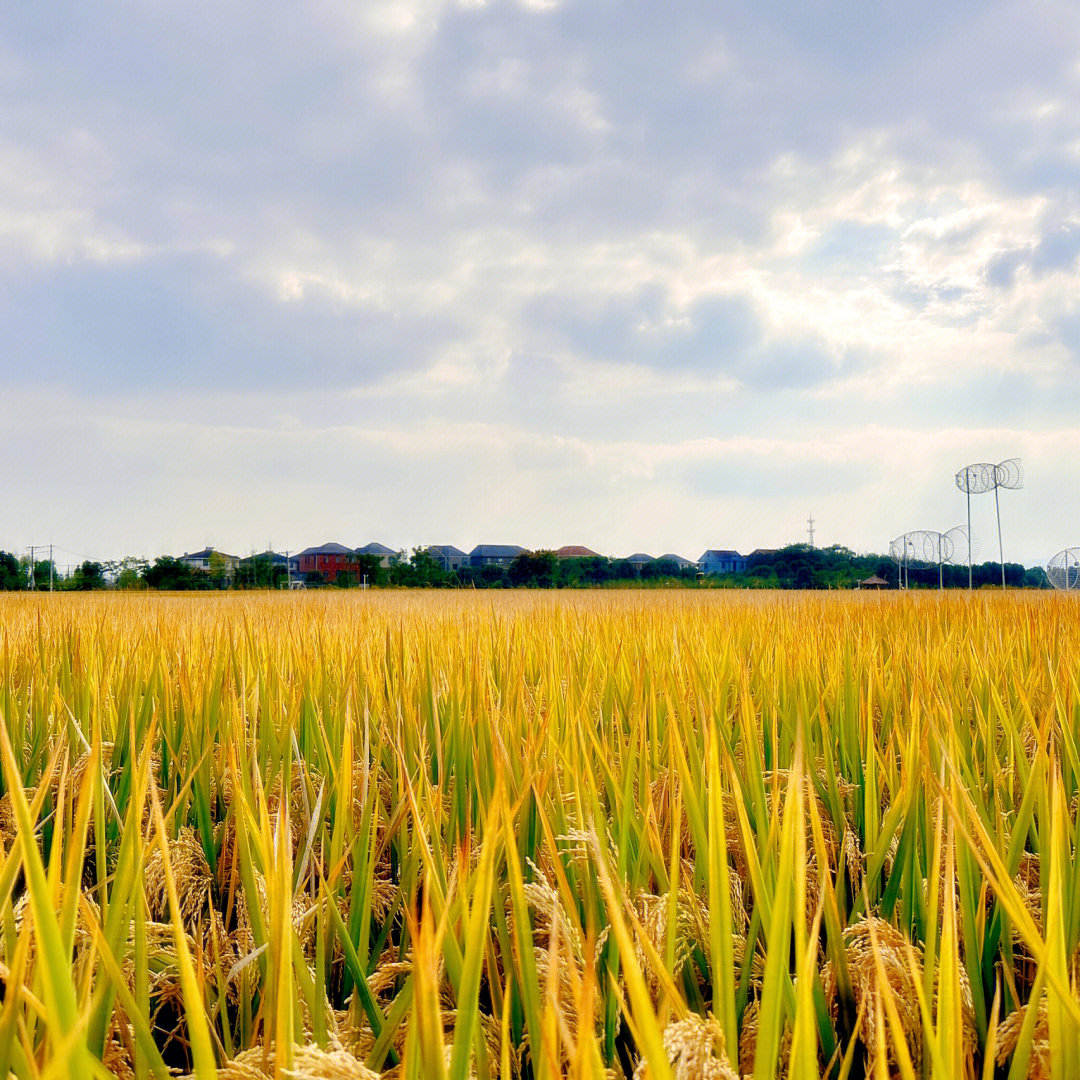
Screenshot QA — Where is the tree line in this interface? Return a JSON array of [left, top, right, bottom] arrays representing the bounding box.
[[0, 545, 1050, 590]]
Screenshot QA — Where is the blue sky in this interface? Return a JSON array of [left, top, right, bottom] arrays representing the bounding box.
[[3, 1, 1079, 565]]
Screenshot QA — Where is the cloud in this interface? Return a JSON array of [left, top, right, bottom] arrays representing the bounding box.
[[3, 2, 1080, 561]]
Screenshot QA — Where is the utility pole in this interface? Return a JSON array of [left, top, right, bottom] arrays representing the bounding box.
[[28, 545, 34, 590], [49, 544, 54, 592], [285, 550, 292, 589], [807, 513, 815, 548]]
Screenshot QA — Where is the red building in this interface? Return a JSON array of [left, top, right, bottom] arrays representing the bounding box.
[[296, 542, 360, 583]]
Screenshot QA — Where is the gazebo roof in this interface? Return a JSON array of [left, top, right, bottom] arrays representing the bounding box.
[[858, 574, 889, 586]]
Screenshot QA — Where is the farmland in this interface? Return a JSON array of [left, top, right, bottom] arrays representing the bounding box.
[[0, 591, 1077, 1079]]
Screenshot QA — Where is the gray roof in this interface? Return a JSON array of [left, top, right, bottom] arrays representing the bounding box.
[[426, 545, 467, 556], [657, 553, 696, 567], [297, 542, 355, 557], [623, 553, 655, 563], [700, 549, 744, 560], [469, 544, 527, 557], [356, 542, 396, 556], [239, 550, 294, 564], [181, 548, 238, 561]]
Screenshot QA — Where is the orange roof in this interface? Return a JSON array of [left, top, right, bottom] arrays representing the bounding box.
[[555, 545, 601, 558]]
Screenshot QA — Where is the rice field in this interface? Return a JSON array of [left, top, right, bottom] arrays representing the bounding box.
[[0, 589, 1077, 1079]]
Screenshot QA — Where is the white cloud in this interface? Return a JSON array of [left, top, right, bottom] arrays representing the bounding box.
[[3, 2, 1080, 564]]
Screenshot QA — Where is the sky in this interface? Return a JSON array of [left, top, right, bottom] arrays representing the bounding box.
[[3, 1, 1080, 567]]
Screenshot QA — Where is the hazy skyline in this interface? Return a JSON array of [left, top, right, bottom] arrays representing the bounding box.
[[3, 2, 1080, 565]]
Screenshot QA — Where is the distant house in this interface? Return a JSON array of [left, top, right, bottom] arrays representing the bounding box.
[[425, 545, 468, 572], [623, 553, 656, 571], [469, 544, 528, 568], [555, 545, 601, 559], [238, 550, 299, 577], [656, 553, 697, 570], [355, 542, 398, 568], [179, 548, 239, 580], [296, 543, 360, 583], [699, 550, 747, 575]]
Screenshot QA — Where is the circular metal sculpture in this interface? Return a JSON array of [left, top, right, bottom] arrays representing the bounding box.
[[1047, 548, 1080, 591], [890, 527, 967, 588], [955, 462, 999, 495], [955, 458, 1023, 589]]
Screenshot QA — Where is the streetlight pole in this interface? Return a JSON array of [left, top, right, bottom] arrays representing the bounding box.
[[966, 469, 973, 591], [994, 482, 1006, 588]]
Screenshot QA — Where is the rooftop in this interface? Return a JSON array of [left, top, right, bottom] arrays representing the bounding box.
[[297, 542, 355, 557], [356, 542, 396, 556], [238, 550, 294, 564], [555, 545, 601, 558], [181, 548, 238, 562]]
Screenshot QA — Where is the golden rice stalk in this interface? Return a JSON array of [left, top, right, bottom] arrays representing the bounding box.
[[632, 886, 708, 1001], [820, 916, 977, 1071], [995, 998, 1051, 1080], [187, 1043, 382, 1079], [737, 1000, 791, 1077], [0, 791, 18, 855], [633, 1013, 739, 1080], [821, 918, 922, 1068], [144, 825, 215, 930]]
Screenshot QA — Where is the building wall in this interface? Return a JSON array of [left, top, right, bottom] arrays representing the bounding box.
[[471, 554, 517, 568], [180, 555, 237, 576], [701, 554, 746, 574], [298, 553, 360, 582], [430, 552, 466, 572]]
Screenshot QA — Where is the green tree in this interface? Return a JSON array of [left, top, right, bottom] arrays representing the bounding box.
[[509, 550, 557, 587], [30, 560, 57, 590], [68, 561, 106, 590], [236, 554, 287, 589], [389, 549, 453, 587], [109, 557, 149, 590], [354, 553, 386, 587], [1024, 566, 1050, 589], [555, 555, 612, 587], [208, 551, 232, 589], [144, 557, 198, 590], [0, 551, 24, 590]]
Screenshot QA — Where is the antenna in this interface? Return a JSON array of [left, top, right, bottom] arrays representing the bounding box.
[[807, 513, 815, 548]]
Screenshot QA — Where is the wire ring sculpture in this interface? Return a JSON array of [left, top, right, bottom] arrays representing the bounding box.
[[954, 459, 1023, 495], [1047, 548, 1080, 591], [955, 457, 1022, 589], [888, 527, 967, 588]]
